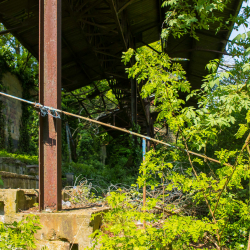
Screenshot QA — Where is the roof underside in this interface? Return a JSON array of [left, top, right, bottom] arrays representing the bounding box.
[[0, 0, 161, 90], [0, 0, 243, 135]]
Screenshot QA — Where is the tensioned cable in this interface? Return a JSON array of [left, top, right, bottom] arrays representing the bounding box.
[[0, 91, 232, 167]]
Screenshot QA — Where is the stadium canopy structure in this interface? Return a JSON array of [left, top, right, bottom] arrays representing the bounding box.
[[0, 0, 243, 210]]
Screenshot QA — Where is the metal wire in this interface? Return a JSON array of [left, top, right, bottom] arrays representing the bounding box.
[[34, 103, 61, 118], [0, 91, 232, 167]]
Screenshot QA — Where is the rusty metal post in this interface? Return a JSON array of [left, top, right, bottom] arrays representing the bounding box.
[[39, 0, 45, 211], [39, 0, 62, 211]]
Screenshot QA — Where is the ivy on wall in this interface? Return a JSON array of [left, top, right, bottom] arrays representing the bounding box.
[[0, 55, 8, 150], [18, 76, 35, 154], [0, 52, 37, 153], [0, 100, 5, 150]]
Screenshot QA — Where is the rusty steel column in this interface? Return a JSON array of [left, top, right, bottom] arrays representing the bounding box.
[[39, 0, 45, 211], [39, 0, 62, 211]]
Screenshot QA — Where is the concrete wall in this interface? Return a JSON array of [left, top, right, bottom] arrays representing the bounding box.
[[0, 189, 105, 250], [0, 171, 38, 189], [0, 157, 38, 189], [0, 157, 26, 174], [0, 72, 23, 148], [0, 189, 38, 216]]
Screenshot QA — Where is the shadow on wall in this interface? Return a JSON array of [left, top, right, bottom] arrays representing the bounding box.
[[0, 72, 23, 150]]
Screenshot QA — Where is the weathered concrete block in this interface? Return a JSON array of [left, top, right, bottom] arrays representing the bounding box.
[[4, 208, 106, 250], [0, 158, 26, 176], [2, 72, 23, 145], [36, 240, 71, 250], [0, 189, 25, 214], [26, 165, 39, 176], [2, 164, 9, 172], [0, 189, 38, 215], [0, 171, 38, 189], [10, 165, 15, 173], [0, 188, 107, 249], [34, 210, 102, 249]]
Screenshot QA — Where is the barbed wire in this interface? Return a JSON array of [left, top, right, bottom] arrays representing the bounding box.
[[62, 175, 205, 217]]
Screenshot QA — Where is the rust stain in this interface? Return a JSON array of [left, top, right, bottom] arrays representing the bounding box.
[[39, 0, 62, 211]]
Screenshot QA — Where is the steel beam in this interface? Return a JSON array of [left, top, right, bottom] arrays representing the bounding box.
[[131, 77, 137, 125], [0, 26, 21, 36], [117, 0, 136, 14], [39, 0, 62, 211], [39, 0, 44, 211], [108, 0, 128, 50]]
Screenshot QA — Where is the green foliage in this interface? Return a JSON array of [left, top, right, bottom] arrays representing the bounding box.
[[27, 107, 39, 155], [0, 23, 38, 154], [0, 215, 41, 249], [161, 0, 231, 39], [0, 149, 38, 165], [122, 44, 190, 134], [0, 23, 140, 187], [62, 133, 140, 189], [1, 2, 250, 249], [76, 125, 101, 163], [60, 117, 142, 188], [7, 120, 14, 153], [0, 176, 3, 186], [88, 1, 250, 249], [89, 135, 250, 249], [88, 191, 218, 250], [0, 101, 5, 150], [18, 103, 32, 153], [0, 24, 38, 81], [0, 38, 8, 151]]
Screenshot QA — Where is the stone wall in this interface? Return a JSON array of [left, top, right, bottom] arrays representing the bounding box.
[[0, 157, 26, 175], [0, 189, 38, 216], [0, 72, 23, 149], [0, 157, 38, 189], [0, 171, 38, 189]]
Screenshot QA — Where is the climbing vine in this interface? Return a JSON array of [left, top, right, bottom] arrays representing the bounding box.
[[0, 54, 9, 150], [0, 100, 5, 150], [0, 215, 41, 249], [88, 1, 250, 249], [0, 27, 38, 153]]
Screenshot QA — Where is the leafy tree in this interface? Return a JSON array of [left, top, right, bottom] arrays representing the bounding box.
[[0, 215, 41, 249], [88, 0, 250, 249]]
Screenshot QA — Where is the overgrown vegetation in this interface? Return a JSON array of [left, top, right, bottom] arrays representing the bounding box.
[[0, 27, 38, 154], [0, 149, 38, 165], [0, 24, 140, 186], [0, 215, 41, 249], [1, 0, 250, 249], [87, 1, 250, 250], [62, 131, 141, 188]]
